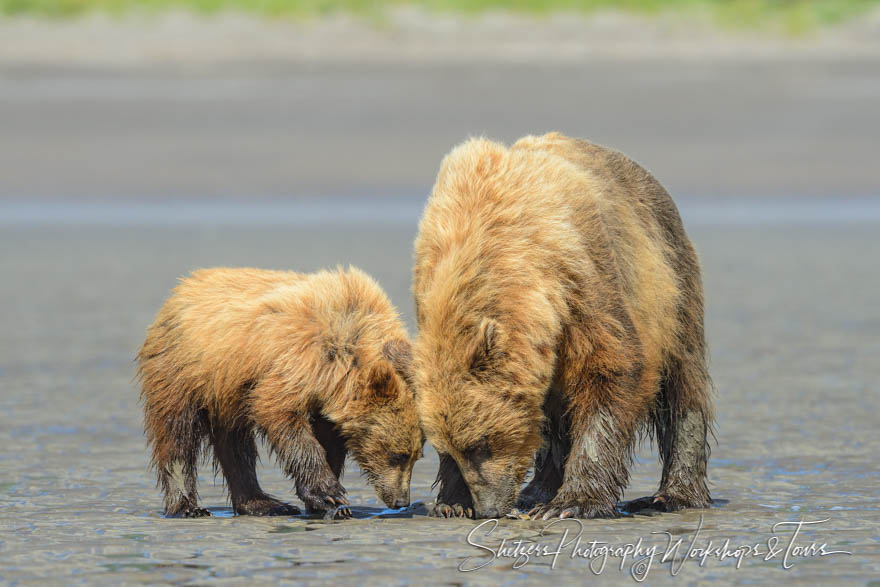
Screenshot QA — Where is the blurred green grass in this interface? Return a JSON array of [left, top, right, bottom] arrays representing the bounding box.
[[1, 0, 877, 34]]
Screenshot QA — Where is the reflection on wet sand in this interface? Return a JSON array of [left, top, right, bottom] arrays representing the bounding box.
[[0, 202, 878, 583]]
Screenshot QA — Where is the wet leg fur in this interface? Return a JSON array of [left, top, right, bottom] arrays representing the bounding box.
[[311, 413, 347, 481], [516, 446, 564, 512], [634, 357, 712, 512], [430, 454, 475, 518], [149, 404, 211, 518], [252, 392, 351, 518], [530, 405, 635, 520], [209, 424, 300, 516], [531, 314, 645, 520], [516, 393, 567, 511]]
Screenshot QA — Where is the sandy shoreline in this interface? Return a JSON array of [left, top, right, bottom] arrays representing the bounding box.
[[2, 9, 880, 69]]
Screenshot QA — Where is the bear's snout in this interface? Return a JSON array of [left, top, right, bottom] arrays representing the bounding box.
[[380, 488, 409, 509], [471, 492, 505, 519], [469, 476, 519, 519], [376, 476, 411, 509], [388, 484, 410, 509]]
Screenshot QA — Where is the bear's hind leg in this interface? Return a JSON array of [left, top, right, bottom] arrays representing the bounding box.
[[151, 406, 210, 518], [210, 424, 301, 516], [652, 354, 712, 511], [430, 453, 475, 518]]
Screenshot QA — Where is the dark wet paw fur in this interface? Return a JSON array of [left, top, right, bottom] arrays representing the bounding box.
[[529, 499, 618, 520], [165, 505, 211, 518], [621, 493, 712, 514], [299, 478, 350, 517], [235, 497, 301, 517], [515, 487, 556, 513]]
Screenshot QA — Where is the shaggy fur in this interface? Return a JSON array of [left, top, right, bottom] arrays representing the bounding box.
[[136, 267, 422, 518], [413, 132, 713, 519]]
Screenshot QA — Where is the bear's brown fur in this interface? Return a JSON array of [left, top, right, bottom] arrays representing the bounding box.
[[136, 266, 422, 518], [413, 132, 713, 519]]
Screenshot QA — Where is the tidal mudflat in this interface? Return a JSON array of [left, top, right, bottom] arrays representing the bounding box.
[[0, 199, 878, 584]]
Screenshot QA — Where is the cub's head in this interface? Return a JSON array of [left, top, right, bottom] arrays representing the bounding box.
[[343, 339, 423, 509], [414, 319, 546, 519]]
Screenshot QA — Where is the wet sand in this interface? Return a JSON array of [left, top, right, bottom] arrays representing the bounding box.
[[0, 199, 878, 584]]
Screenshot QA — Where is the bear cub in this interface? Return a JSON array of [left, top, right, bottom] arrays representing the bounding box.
[[137, 267, 422, 519]]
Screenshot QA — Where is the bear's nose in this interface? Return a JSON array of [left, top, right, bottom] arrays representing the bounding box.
[[393, 498, 409, 509], [477, 505, 500, 519]]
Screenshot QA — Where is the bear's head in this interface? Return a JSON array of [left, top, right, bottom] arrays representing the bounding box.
[[342, 339, 423, 509], [414, 318, 546, 518]]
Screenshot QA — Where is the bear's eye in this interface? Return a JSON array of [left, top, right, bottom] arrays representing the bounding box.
[[462, 436, 492, 464], [388, 453, 409, 467]]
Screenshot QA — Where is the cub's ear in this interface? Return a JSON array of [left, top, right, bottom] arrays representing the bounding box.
[[468, 318, 504, 375], [364, 360, 398, 404], [382, 339, 413, 387]]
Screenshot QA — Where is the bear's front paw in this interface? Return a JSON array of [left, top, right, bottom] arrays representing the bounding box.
[[529, 499, 618, 520], [622, 492, 711, 514], [166, 505, 212, 519], [299, 479, 351, 518], [236, 496, 301, 517], [430, 502, 474, 518]]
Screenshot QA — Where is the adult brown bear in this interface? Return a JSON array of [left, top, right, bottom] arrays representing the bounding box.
[[412, 133, 713, 519]]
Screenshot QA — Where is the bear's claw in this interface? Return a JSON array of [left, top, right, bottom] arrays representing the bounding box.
[[430, 502, 474, 518], [528, 501, 618, 520], [322, 506, 352, 520], [299, 478, 350, 517]]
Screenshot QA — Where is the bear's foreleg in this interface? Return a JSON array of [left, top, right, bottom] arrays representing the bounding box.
[[516, 450, 564, 512], [530, 358, 644, 520], [209, 424, 301, 516], [310, 412, 348, 481], [530, 406, 633, 519], [429, 453, 475, 518], [516, 402, 567, 512], [258, 413, 352, 518]]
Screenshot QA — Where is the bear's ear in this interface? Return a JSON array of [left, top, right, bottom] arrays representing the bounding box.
[[468, 318, 503, 375], [364, 360, 398, 404], [382, 339, 413, 388]]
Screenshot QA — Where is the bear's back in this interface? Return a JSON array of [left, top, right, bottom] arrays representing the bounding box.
[[418, 134, 689, 374], [513, 133, 689, 369]]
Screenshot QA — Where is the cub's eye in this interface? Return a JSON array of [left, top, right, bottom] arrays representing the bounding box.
[[388, 453, 409, 467], [463, 436, 492, 463]]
